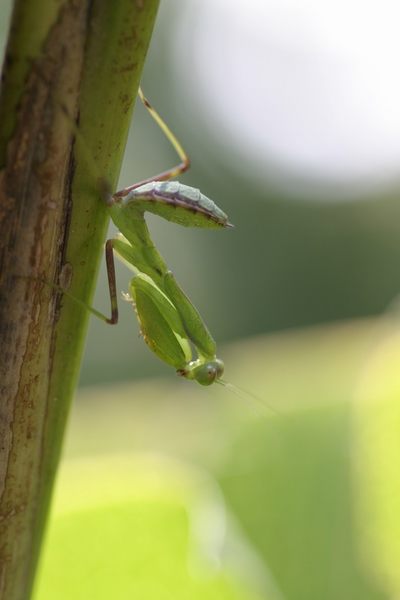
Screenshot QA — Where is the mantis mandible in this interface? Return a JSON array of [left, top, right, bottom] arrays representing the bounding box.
[[76, 88, 232, 386]]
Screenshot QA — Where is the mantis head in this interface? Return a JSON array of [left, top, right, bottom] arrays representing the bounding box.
[[180, 358, 224, 386]]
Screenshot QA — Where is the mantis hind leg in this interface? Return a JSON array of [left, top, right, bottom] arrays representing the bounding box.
[[62, 239, 119, 324], [113, 88, 190, 200], [27, 240, 119, 325], [103, 239, 119, 324]]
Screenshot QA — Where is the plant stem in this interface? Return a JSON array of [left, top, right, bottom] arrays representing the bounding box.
[[0, 1, 159, 598]]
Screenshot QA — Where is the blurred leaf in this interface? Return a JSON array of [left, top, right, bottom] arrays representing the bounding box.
[[34, 456, 270, 600], [354, 327, 400, 596], [219, 405, 387, 600]]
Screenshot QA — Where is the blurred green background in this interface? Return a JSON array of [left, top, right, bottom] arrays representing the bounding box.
[[3, 1, 400, 598]]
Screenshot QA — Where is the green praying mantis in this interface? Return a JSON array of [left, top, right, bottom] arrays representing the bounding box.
[[74, 88, 232, 386]]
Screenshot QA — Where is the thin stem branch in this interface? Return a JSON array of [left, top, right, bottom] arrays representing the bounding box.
[[0, 1, 159, 598]]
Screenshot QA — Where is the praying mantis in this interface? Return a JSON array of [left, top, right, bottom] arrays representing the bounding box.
[[76, 89, 232, 386]]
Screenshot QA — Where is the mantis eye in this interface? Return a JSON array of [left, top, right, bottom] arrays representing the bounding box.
[[192, 359, 224, 386]]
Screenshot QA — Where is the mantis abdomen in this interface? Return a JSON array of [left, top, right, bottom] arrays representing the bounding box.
[[111, 181, 231, 230]]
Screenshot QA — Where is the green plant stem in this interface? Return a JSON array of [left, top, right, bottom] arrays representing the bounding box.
[[0, 1, 159, 598]]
